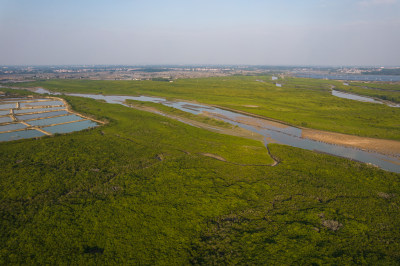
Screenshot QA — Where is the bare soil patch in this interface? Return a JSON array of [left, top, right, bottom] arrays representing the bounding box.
[[322, 219, 343, 231], [235, 116, 289, 129], [302, 128, 400, 158], [201, 153, 226, 161], [242, 105, 259, 108]]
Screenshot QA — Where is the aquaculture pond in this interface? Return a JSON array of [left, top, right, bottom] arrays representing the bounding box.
[[0, 116, 12, 123], [16, 110, 69, 120], [20, 100, 64, 108], [0, 103, 16, 109], [0, 97, 99, 142], [28, 114, 84, 127], [0, 123, 27, 132], [0, 110, 10, 116], [0, 129, 46, 141], [14, 106, 65, 114], [44, 120, 99, 134]]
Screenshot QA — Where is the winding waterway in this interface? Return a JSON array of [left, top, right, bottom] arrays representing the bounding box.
[[332, 90, 400, 107], [25, 88, 399, 173]]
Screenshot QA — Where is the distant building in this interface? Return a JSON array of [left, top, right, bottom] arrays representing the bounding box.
[[343, 82, 349, 86], [272, 76, 278, 81], [276, 83, 282, 87]]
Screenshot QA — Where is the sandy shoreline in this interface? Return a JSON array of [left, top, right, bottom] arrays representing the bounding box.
[[302, 129, 400, 159], [201, 108, 400, 159], [203, 106, 400, 159]]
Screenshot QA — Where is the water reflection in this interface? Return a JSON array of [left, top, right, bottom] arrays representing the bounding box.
[[28, 115, 83, 127], [0, 129, 46, 141], [44, 120, 98, 134], [332, 90, 400, 107], [0, 123, 27, 132]]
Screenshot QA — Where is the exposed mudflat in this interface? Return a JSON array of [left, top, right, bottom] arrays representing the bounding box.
[[302, 129, 400, 158], [234, 116, 289, 129], [204, 106, 400, 159]]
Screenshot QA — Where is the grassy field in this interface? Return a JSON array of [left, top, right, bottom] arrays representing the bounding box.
[[1, 91, 400, 264], [16, 76, 400, 140]]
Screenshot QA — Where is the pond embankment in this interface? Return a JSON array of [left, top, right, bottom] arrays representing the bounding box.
[[0, 96, 101, 141]]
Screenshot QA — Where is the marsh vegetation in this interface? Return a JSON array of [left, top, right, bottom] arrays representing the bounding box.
[[1, 79, 400, 264], [17, 76, 400, 140]]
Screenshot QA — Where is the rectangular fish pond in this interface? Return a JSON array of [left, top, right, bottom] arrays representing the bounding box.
[[0, 123, 28, 132], [14, 106, 66, 114], [0, 103, 17, 109], [0, 97, 100, 142], [20, 100, 64, 108]]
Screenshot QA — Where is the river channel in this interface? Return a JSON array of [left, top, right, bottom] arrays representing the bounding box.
[[17, 87, 396, 173], [331, 90, 400, 107]]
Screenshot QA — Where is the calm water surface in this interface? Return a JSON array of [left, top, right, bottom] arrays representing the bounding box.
[[0, 117, 12, 123], [0, 129, 45, 141], [44, 120, 98, 134], [14, 107, 66, 114], [1, 98, 32, 101], [0, 103, 16, 109], [0, 123, 27, 132], [28, 114, 83, 126], [332, 90, 400, 107], [20, 101, 64, 107], [16, 110, 69, 120]]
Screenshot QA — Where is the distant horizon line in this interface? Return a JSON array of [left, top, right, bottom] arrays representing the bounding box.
[[1, 64, 400, 68]]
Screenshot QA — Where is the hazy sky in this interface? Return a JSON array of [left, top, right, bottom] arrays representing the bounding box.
[[0, 0, 399, 66]]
